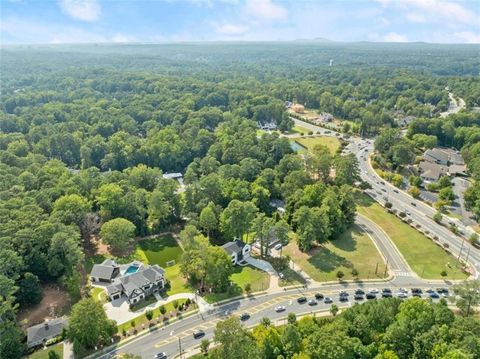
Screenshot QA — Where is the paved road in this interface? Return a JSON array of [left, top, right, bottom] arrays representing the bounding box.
[[100, 281, 445, 359], [346, 137, 480, 278]]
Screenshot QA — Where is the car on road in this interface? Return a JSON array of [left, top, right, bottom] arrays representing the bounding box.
[[398, 288, 408, 293], [366, 293, 377, 300], [382, 292, 393, 298], [382, 288, 392, 293], [274, 243, 282, 250], [155, 353, 167, 359], [275, 305, 286, 312], [426, 288, 435, 293], [240, 313, 250, 321], [411, 288, 422, 294], [324, 297, 333, 304], [411, 202, 417, 206], [369, 288, 379, 294], [381, 188, 387, 192], [397, 292, 408, 299], [278, 272, 285, 279], [339, 296, 348, 302], [393, 189, 399, 193], [339, 290, 349, 297], [315, 293, 324, 300], [429, 292, 440, 299], [308, 299, 317, 306], [193, 330, 205, 339], [354, 294, 364, 300], [355, 289, 365, 295], [436, 288, 449, 294], [297, 296, 307, 304]]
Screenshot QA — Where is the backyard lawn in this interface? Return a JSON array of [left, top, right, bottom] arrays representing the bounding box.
[[284, 225, 387, 282], [204, 265, 270, 303], [296, 136, 341, 154], [356, 192, 468, 280], [29, 343, 63, 359], [91, 286, 107, 303]]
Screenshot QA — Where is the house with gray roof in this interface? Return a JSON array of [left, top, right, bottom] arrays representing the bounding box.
[[27, 317, 68, 348], [419, 161, 448, 183], [424, 148, 465, 166], [90, 259, 120, 283], [222, 239, 251, 265]]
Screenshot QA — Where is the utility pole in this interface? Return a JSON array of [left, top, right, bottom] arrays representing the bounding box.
[[178, 337, 183, 359], [384, 258, 389, 277], [458, 238, 465, 262], [375, 262, 378, 275]]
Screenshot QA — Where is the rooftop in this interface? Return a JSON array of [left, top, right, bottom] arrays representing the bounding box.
[[27, 317, 68, 347]]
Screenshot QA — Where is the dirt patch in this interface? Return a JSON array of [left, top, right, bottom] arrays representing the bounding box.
[[17, 284, 71, 327]]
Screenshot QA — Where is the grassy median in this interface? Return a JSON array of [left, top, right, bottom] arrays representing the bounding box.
[[356, 193, 468, 280]]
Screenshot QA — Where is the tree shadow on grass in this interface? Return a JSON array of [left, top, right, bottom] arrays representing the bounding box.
[[307, 247, 352, 273], [137, 234, 177, 251], [354, 191, 376, 208], [329, 226, 360, 252]]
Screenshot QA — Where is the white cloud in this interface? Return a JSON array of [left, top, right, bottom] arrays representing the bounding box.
[[453, 31, 480, 44], [405, 12, 427, 24], [212, 22, 249, 35], [383, 32, 408, 42], [245, 0, 287, 21], [112, 33, 135, 43], [59, 0, 101, 22]]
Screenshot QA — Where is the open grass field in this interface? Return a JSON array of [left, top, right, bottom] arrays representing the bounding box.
[[296, 136, 341, 154], [91, 286, 107, 303], [284, 225, 386, 282], [29, 343, 63, 359], [204, 265, 270, 303], [356, 193, 468, 280]]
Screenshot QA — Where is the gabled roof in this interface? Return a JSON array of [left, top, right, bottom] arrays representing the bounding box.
[[221, 240, 247, 255], [118, 265, 165, 296], [91, 264, 117, 280], [419, 161, 447, 180], [27, 317, 68, 347], [425, 148, 449, 163]]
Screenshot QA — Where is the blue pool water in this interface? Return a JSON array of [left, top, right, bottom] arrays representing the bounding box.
[[290, 141, 306, 152], [124, 265, 139, 275]]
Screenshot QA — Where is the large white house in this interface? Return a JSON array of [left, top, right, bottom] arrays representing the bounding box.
[[221, 239, 251, 265]]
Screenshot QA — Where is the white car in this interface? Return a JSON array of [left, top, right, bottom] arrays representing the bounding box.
[[275, 305, 286, 312], [274, 243, 282, 251], [397, 292, 408, 298], [398, 288, 408, 293], [369, 288, 379, 294]]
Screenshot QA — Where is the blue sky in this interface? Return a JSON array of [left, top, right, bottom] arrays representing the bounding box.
[[1, 0, 479, 44]]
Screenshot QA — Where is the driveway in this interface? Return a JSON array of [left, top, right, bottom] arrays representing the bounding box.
[[244, 256, 276, 275], [104, 293, 213, 325]]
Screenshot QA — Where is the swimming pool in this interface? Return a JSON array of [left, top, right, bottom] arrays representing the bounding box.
[[124, 265, 140, 275]]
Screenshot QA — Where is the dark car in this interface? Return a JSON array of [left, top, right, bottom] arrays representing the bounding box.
[[354, 294, 364, 301], [324, 297, 333, 304], [297, 296, 307, 304], [155, 353, 167, 359], [381, 292, 393, 298], [339, 296, 348, 302], [412, 292, 422, 297], [240, 313, 250, 321], [382, 288, 392, 293], [436, 288, 448, 294], [429, 292, 440, 299], [339, 291, 349, 297], [411, 288, 422, 294], [355, 289, 365, 295], [193, 330, 205, 339], [308, 299, 318, 306], [366, 293, 377, 300], [315, 293, 324, 300], [411, 202, 417, 206]]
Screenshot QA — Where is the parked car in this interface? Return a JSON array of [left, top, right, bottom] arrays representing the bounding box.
[[315, 293, 324, 300], [308, 299, 317, 306], [278, 272, 285, 279], [297, 296, 307, 304], [274, 243, 282, 251], [324, 297, 333, 304], [193, 330, 205, 339], [275, 305, 286, 312], [240, 313, 250, 321]]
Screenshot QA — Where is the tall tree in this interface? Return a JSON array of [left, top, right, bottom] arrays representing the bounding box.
[[100, 218, 136, 252], [220, 200, 258, 241]]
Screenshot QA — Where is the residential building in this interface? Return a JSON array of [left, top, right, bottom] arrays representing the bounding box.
[[90, 259, 120, 283], [27, 317, 68, 348], [419, 161, 448, 182], [91, 260, 166, 304], [448, 164, 468, 177], [424, 148, 465, 166], [221, 239, 251, 265]]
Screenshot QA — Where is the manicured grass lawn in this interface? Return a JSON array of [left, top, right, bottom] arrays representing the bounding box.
[[279, 267, 306, 287], [284, 225, 387, 282], [296, 136, 340, 154], [204, 266, 270, 303], [164, 264, 192, 295], [29, 343, 63, 359], [356, 193, 468, 280], [91, 286, 107, 303], [291, 125, 312, 134], [131, 234, 183, 267]]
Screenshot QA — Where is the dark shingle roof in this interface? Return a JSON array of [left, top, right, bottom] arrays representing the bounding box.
[[221, 240, 247, 255], [27, 317, 68, 347]]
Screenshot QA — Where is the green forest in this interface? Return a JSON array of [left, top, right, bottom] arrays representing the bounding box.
[[0, 42, 479, 358]]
